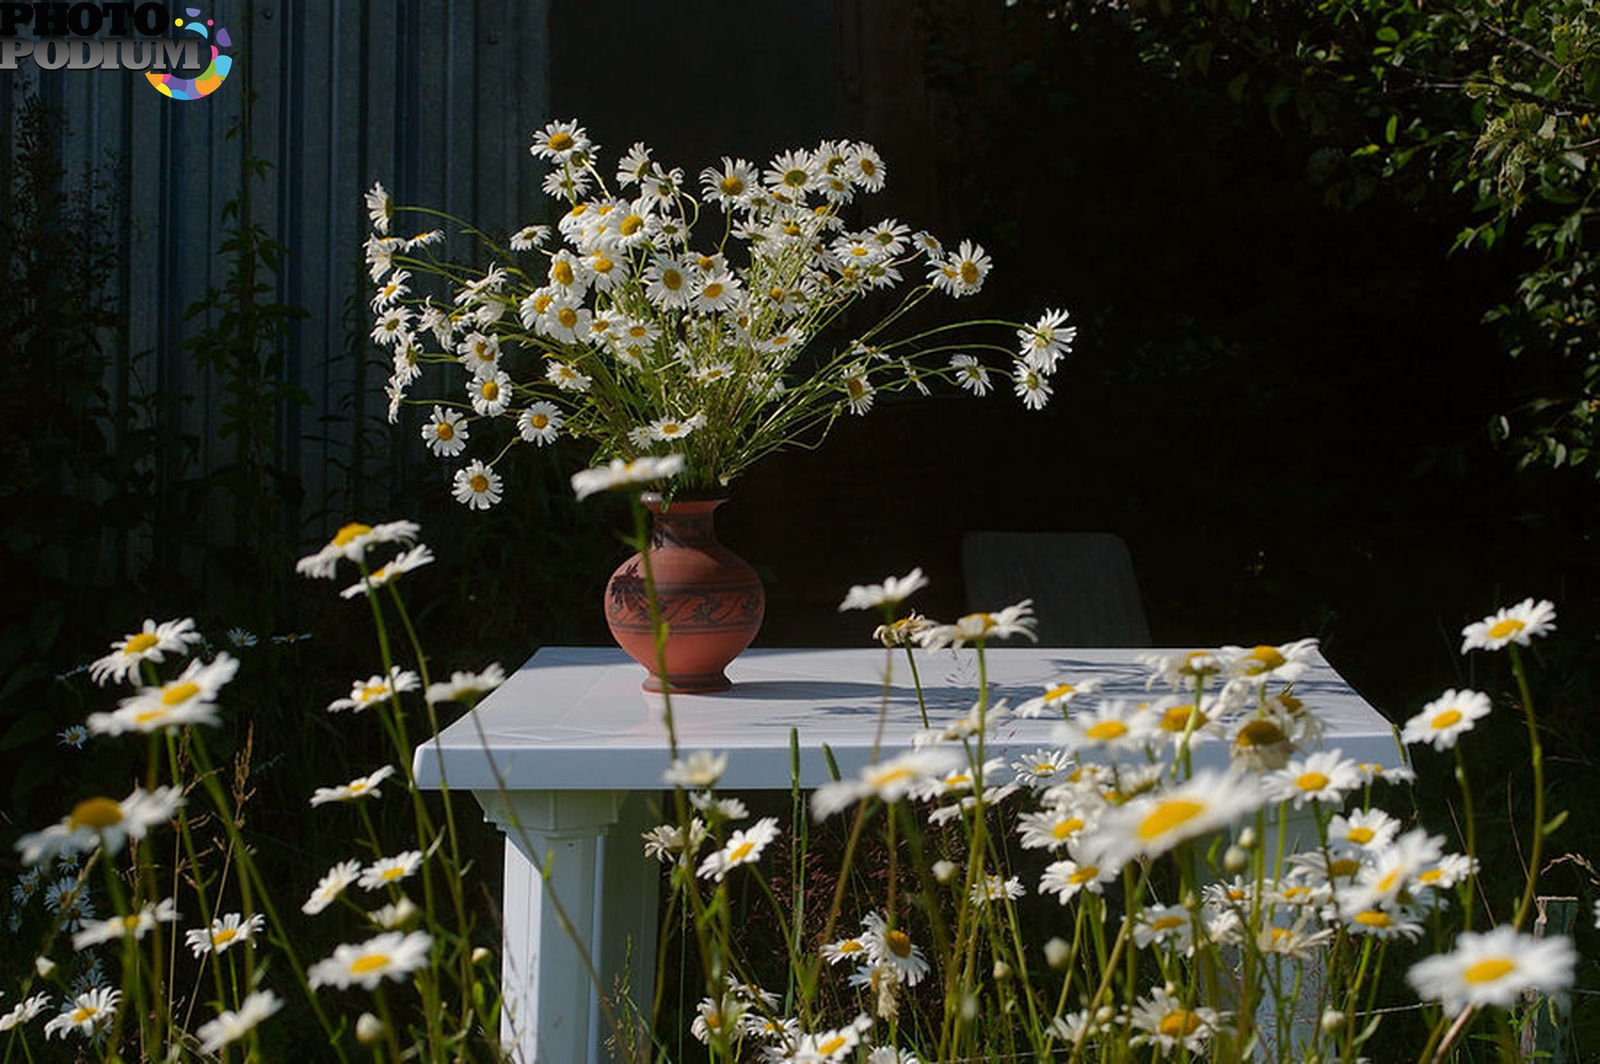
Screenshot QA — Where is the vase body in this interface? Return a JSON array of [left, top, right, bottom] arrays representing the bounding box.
[[604, 495, 764, 693]]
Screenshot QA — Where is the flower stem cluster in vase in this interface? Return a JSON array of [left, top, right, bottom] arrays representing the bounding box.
[[365, 119, 1076, 506]]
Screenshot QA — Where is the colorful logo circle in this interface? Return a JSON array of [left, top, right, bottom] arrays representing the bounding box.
[[146, 7, 232, 100]]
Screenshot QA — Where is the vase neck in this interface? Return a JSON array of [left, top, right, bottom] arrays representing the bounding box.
[[644, 495, 726, 549]]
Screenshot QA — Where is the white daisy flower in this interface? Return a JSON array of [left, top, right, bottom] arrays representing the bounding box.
[[326, 667, 420, 713], [1329, 808, 1401, 852], [365, 182, 392, 234], [184, 912, 265, 956], [570, 454, 686, 501], [1016, 806, 1094, 851], [1343, 905, 1426, 941], [646, 412, 705, 443], [358, 851, 423, 891], [72, 897, 179, 950], [338, 544, 435, 599], [371, 268, 410, 311], [544, 360, 593, 392], [663, 750, 729, 788], [308, 930, 433, 991], [928, 239, 991, 297], [508, 224, 550, 250], [696, 817, 780, 882], [1092, 770, 1266, 867], [846, 143, 887, 191], [88, 617, 202, 686], [371, 897, 421, 930], [917, 601, 1037, 650], [295, 520, 420, 579], [692, 270, 741, 313], [1401, 688, 1493, 751], [529, 119, 591, 163], [517, 402, 564, 445], [467, 370, 513, 417], [1017, 307, 1077, 374], [969, 873, 1024, 906], [0, 993, 49, 1032], [641, 819, 708, 864], [811, 748, 962, 820], [1039, 843, 1120, 904], [302, 859, 362, 915], [701, 156, 759, 208], [370, 306, 411, 347], [88, 653, 239, 735], [764, 148, 818, 196], [838, 567, 928, 612], [364, 234, 403, 282], [425, 664, 506, 704], [1460, 598, 1556, 653], [1053, 699, 1156, 753], [1221, 637, 1319, 685], [542, 165, 591, 199], [644, 256, 693, 309], [456, 330, 500, 377], [197, 990, 284, 1054], [949, 353, 992, 396], [615, 141, 655, 185], [57, 725, 89, 748], [43, 987, 119, 1041], [453, 460, 504, 510], [1263, 748, 1362, 808], [16, 786, 182, 866], [311, 765, 398, 806], [1128, 987, 1225, 1055], [842, 367, 875, 415], [1013, 366, 1052, 410]]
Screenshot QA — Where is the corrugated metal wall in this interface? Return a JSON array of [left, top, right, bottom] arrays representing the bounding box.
[[1, 0, 552, 557]]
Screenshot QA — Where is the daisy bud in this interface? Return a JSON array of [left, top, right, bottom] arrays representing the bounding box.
[[34, 956, 55, 978], [1224, 845, 1248, 873], [472, 947, 492, 965], [357, 1012, 387, 1044], [1321, 1009, 1346, 1033], [1095, 1005, 1116, 1024], [993, 960, 1012, 981], [1044, 936, 1071, 970], [932, 860, 957, 884], [1238, 827, 1257, 850], [960, 993, 979, 1021]]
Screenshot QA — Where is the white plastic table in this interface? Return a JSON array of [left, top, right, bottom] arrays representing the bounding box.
[[412, 645, 1400, 1064]]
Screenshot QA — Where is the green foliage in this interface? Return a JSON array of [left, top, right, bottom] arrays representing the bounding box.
[[1033, 0, 1600, 475]]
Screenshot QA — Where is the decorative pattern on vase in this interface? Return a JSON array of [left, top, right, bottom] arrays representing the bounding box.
[[604, 495, 764, 693]]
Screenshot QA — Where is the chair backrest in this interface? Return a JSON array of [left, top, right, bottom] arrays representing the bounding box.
[[961, 531, 1151, 647]]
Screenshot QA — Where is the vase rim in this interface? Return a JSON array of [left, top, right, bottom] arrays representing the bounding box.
[[641, 491, 728, 511]]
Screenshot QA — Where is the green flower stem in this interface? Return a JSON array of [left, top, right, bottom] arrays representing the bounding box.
[[1066, 862, 1153, 1064], [1452, 743, 1477, 931], [1509, 644, 1543, 930], [900, 643, 930, 729]]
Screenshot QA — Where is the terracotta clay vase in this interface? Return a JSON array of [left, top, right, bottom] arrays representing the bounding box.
[[604, 494, 764, 692]]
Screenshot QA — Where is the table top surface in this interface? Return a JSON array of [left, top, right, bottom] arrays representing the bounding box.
[[412, 646, 1402, 792]]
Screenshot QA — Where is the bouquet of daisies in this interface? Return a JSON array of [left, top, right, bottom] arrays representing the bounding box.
[[366, 119, 1075, 507]]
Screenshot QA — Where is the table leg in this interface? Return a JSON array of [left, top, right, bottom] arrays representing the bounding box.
[[475, 789, 660, 1064]]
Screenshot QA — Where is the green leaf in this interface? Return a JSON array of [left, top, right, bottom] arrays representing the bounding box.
[[1385, 114, 1399, 144], [1543, 809, 1569, 836], [1375, 26, 1400, 44], [821, 742, 842, 782]]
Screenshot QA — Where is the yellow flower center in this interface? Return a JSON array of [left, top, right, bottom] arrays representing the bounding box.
[[1346, 826, 1375, 844], [480, 380, 500, 401], [71, 1006, 98, 1024], [161, 681, 200, 706], [557, 308, 578, 328], [213, 928, 238, 946], [1329, 858, 1361, 877], [1085, 720, 1128, 741], [1486, 619, 1524, 640], [591, 252, 614, 274], [847, 378, 866, 399], [1235, 720, 1287, 747], [435, 421, 455, 440], [1245, 645, 1286, 673], [1151, 915, 1187, 931], [124, 632, 160, 654], [837, 940, 863, 954], [817, 1035, 847, 1055], [727, 840, 756, 863], [1463, 957, 1516, 984], [702, 282, 724, 300], [887, 929, 912, 957], [868, 766, 912, 788], [470, 474, 489, 494], [552, 260, 575, 286], [1181, 651, 1218, 676], [783, 220, 802, 236], [1282, 886, 1311, 901], [350, 952, 391, 975], [660, 268, 684, 291], [1354, 910, 1391, 928], [1375, 870, 1400, 894], [133, 708, 169, 726], [1159, 1010, 1202, 1037], [859, 158, 878, 177], [619, 215, 644, 236], [350, 780, 370, 793], [782, 167, 808, 188], [720, 175, 745, 195], [332, 522, 372, 547], [1160, 704, 1206, 732], [1295, 772, 1330, 792], [530, 413, 549, 429], [381, 866, 407, 881], [660, 423, 681, 436], [1044, 683, 1076, 701], [1138, 799, 1205, 842], [959, 260, 979, 285], [1431, 709, 1463, 730], [1068, 865, 1099, 885], [533, 293, 554, 314], [1419, 868, 1444, 884], [1045, 820, 1082, 844], [68, 797, 125, 830], [360, 683, 388, 701]]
